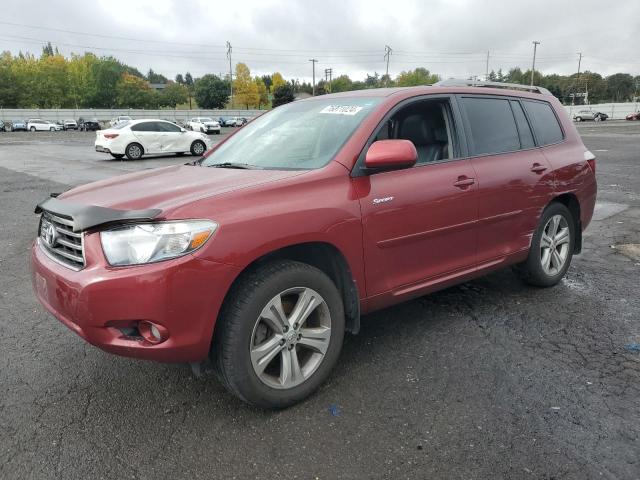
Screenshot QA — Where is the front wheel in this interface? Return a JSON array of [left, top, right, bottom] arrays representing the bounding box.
[[30, 126, 36, 132], [514, 202, 575, 287], [594, 115, 601, 122], [190, 140, 206, 156], [575, 116, 582, 122], [213, 260, 345, 409]]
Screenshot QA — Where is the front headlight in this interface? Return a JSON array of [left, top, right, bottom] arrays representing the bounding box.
[[100, 220, 218, 266]]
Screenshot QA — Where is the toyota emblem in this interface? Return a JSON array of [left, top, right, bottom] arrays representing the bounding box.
[[40, 219, 57, 247]]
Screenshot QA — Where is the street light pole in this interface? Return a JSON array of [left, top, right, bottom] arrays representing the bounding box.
[[530, 41, 540, 86], [309, 59, 318, 96]]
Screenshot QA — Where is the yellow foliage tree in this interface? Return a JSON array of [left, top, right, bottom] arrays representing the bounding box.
[[271, 72, 286, 93], [255, 76, 268, 108], [234, 63, 259, 109]]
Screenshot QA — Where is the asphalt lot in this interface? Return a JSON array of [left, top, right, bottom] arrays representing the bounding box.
[[1, 122, 639, 479]]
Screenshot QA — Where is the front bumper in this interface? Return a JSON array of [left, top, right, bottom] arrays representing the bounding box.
[[31, 235, 240, 363]]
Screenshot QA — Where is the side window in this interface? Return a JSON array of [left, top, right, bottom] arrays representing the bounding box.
[[523, 100, 564, 146], [131, 122, 154, 132], [462, 97, 520, 155], [373, 99, 454, 164], [510, 101, 535, 149], [158, 122, 181, 133]]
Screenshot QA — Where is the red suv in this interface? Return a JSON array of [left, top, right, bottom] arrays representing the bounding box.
[[31, 81, 597, 408]]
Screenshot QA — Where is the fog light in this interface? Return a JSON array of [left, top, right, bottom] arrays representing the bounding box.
[[138, 321, 168, 345]]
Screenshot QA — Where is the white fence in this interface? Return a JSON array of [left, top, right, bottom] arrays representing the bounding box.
[[0, 108, 264, 123], [1, 103, 638, 123], [564, 103, 638, 120]]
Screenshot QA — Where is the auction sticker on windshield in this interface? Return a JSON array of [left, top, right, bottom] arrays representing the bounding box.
[[319, 105, 364, 115]]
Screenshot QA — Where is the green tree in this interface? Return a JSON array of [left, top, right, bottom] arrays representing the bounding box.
[[115, 73, 156, 108], [175, 73, 185, 84], [606, 73, 635, 102], [0, 52, 19, 107], [255, 76, 269, 108], [160, 81, 189, 107], [194, 74, 229, 109], [272, 83, 295, 107], [147, 68, 168, 84], [330, 74, 353, 93], [395, 68, 439, 86]]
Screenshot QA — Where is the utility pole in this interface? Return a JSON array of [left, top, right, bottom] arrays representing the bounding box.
[[384, 45, 393, 87], [572, 52, 582, 106], [226, 41, 233, 107], [485, 50, 490, 81], [530, 41, 540, 86], [309, 59, 318, 96], [324, 68, 333, 92]]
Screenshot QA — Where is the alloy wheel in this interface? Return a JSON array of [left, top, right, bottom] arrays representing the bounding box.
[[540, 214, 570, 275], [250, 287, 332, 390]]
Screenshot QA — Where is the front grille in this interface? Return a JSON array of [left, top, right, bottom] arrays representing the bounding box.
[[39, 212, 85, 270]]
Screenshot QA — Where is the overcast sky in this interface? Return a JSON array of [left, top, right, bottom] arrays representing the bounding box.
[[1, 0, 638, 83]]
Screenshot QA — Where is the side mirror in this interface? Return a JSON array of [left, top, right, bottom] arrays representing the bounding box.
[[365, 140, 417, 170], [180, 128, 186, 133]]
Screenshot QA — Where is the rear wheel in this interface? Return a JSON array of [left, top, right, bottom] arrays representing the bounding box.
[[30, 126, 36, 132], [514, 202, 575, 287], [50, 127, 55, 131], [190, 140, 206, 156], [575, 116, 582, 122], [125, 142, 144, 160], [213, 260, 345, 409]]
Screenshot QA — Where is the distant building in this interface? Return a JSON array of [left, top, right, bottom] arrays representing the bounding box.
[[294, 92, 312, 100], [150, 83, 167, 91]]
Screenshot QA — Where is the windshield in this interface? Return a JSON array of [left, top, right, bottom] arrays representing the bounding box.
[[200, 117, 213, 122], [201, 97, 381, 170]]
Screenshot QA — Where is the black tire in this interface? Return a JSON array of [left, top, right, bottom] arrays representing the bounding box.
[[30, 126, 36, 132], [110, 153, 124, 160], [212, 260, 345, 409], [125, 142, 144, 160], [514, 202, 575, 287], [50, 127, 55, 131], [575, 116, 582, 122], [190, 140, 206, 156]]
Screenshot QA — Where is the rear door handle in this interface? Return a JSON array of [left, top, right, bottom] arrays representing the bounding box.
[[531, 163, 548, 173], [453, 176, 475, 189]]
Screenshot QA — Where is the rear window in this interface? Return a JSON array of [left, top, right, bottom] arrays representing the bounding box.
[[523, 100, 564, 146], [510, 101, 535, 149], [462, 97, 520, 155]]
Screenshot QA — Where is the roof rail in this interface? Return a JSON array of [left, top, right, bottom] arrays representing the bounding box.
[[434, 78, 552, 95]]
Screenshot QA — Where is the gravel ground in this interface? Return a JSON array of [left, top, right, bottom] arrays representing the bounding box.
[[0, 122, 639, 479]]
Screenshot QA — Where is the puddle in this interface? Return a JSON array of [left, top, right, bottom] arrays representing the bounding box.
[[592, 201, 628, 221], [612, 244, 640, 262]]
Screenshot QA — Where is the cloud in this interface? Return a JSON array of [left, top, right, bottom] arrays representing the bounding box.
[[1, 0, 637, 82]]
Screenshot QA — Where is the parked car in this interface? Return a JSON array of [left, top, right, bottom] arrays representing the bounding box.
[[53, 121, 64, 131], [573, 109, 608, 122], [63, 119, 78, 130], [27, 119, 56, 132], [188, 117, 221, 134], [625, 112, 640, 121], [94, 119, 211, 160], [0, 120, 6, 132], [109, 115, 132, 127], [31, 82, 597, 408], [218, 116, 240, 127], [9, 120, 27, 132], [78, 118, 101, 131]]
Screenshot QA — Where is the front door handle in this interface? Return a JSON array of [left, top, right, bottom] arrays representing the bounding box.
[[453, 176, 475, 189], [531, 163, 548, 174]]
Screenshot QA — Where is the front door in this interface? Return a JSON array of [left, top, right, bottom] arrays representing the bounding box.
[[356, 98, 478, 297]]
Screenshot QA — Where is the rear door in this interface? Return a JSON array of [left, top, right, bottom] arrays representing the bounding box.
[[459, 95, 555, 265], [131, 121, 163, 153], [356, 96, 479, 297]]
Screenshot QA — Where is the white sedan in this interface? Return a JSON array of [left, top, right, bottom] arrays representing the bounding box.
[[187, 117, 221, 134], [95, 119, 211, 160]]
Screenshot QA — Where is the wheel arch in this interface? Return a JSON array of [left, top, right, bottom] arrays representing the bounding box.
[[551, 193, 582, 253], [216, 241, 361, 337]]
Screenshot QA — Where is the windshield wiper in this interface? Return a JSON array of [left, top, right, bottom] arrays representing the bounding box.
[[206, 162, 259, 169]]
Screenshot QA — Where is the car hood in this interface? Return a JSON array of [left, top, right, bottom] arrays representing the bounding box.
[[59, 164, 305, 213]]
